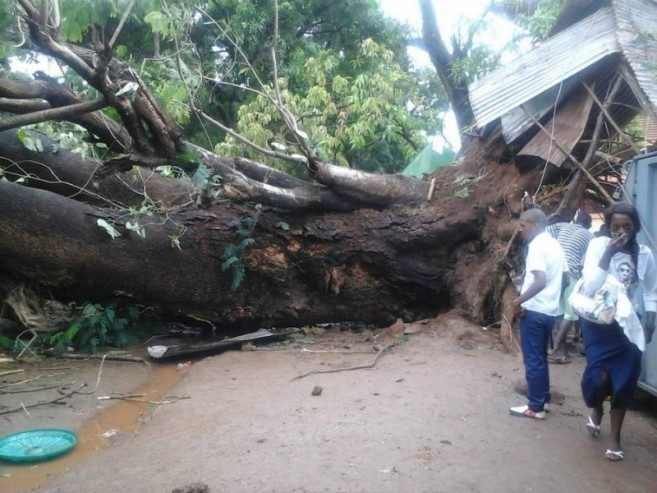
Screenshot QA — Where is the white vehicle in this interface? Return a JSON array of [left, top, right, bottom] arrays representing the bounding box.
[[624, 152, 657, 396]]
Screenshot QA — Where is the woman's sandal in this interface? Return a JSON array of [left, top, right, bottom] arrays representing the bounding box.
[[586, 416, 601, 438], [605, 449, 624, 461]]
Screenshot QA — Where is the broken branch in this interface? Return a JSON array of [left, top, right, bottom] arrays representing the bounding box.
[[290, 342, 399, 381], [44, 352, 150, 364]]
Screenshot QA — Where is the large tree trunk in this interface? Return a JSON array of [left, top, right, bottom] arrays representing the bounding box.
[[0, 129, 536, 333]]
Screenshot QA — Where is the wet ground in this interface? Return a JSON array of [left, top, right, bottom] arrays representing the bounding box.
[[2, 313, 657, 493]]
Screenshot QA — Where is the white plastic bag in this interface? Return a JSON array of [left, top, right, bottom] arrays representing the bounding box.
[[568, 275, 622, 325]]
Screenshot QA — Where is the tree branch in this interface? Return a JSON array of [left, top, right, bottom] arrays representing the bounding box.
[[196, 109, 306, 165], [0, 78, 130, 151], [107, 0, 136, 49], [418, 0, 474, 132], [0, 98, 108, 132]]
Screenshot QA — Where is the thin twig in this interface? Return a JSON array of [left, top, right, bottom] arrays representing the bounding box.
[[96, 393, 144, 401], [0, 382, 86, 416], [300, 348, 377, 354], [0, 369, 24, 377], [0, 377, 43, 389], [97, 394, 190, 405], [0, 383, 62, 394], [87, 353, 108, 393], [108, 0, 136, 49], [20, 402, 31, 418], [291, 342, 399, 381]]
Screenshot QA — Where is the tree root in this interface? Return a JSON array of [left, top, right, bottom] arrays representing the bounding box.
[[290, 341, 399, 381]]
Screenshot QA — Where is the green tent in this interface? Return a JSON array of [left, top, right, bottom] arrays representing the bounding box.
[[402, 143, 455, 178]]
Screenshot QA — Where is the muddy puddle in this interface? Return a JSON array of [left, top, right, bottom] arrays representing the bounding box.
[[0, 362, 184, 493]]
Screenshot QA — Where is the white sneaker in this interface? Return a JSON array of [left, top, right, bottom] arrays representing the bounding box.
[[544, 403, 551, 413], [509, 405, 545, 419]]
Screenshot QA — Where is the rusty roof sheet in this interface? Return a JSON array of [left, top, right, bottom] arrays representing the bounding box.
[[613, 0, 657, 111], [468, 7, 620, 129]]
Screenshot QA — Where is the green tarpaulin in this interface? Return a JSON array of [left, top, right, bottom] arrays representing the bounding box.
[[402, 144, 455, 178]]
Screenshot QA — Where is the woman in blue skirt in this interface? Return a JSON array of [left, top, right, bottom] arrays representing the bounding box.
[[579, 202, 657, 461]]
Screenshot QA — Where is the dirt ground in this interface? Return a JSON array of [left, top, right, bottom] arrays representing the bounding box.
[[2, 312, 657, 493]]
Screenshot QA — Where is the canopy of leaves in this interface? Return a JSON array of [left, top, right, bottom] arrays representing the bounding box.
[[0, 0, 449, 174], [491, 0, 565, 41]]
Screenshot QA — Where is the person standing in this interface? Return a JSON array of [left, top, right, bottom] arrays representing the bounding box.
[[578, 202, 657, 461], [547, 212, 594, 363], [510, 209, 569, 419]]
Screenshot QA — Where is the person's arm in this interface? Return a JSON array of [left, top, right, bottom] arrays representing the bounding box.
[[581, 238, 611, 295], [644, 312, 656, 344], [561, 271, 570, 296], [512, 270, 546, 316]]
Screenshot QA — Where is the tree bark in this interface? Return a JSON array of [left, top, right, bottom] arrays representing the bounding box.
[[0, 130, 540, 333], [0, 178, 473, 327]]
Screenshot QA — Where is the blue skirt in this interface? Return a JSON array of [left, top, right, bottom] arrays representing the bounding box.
[[580, 319, 642, 409]]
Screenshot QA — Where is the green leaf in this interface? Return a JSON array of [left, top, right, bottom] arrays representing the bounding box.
[[221, 256, 239, 271], [190, 164, 212, 189], [169, 235, 182, 250], [126, 221, 146, 238], [97, 219, 121, 239], [0, 335, 13, 349], [17, 131, 43, 153], [144, 11, 171, 35]]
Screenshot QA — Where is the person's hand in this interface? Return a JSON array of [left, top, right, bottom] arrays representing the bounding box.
[[607, 233, 630, 254], [512, 297, 524, 319]]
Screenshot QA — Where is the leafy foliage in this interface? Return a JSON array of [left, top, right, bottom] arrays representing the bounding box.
[[43, 301, 141, 353], [221, 214, 258, 291], [0, 334, 13, 350], [1, 0, 452, 174], [216, 39, 444, 173], [496, 0, 565, 41], [194, 0, 444, 172], [17, 129, 43, 152]]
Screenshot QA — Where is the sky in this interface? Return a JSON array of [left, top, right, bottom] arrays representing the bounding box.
[[378, 0, 518, 67], [378, 0, 521, 151]]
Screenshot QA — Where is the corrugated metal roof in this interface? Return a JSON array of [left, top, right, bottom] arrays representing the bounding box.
[[468, 7, 620, 128], [613, 0, 657, 111], [500, 74, 582, 143]]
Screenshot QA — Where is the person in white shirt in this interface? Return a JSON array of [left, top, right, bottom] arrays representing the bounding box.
[[578, 202, 657, 461], [510, 209, 569, 419]]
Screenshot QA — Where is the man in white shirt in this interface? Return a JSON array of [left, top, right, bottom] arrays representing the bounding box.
[[510, 209, 569, 419]]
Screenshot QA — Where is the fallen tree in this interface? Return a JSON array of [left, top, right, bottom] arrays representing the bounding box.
[[0, 0, 636, 351], [0, 127, 528, 329]]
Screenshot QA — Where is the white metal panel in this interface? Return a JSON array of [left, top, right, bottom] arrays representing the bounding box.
[[625, 153, 657, 396], [468, 7, 620, 129]]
